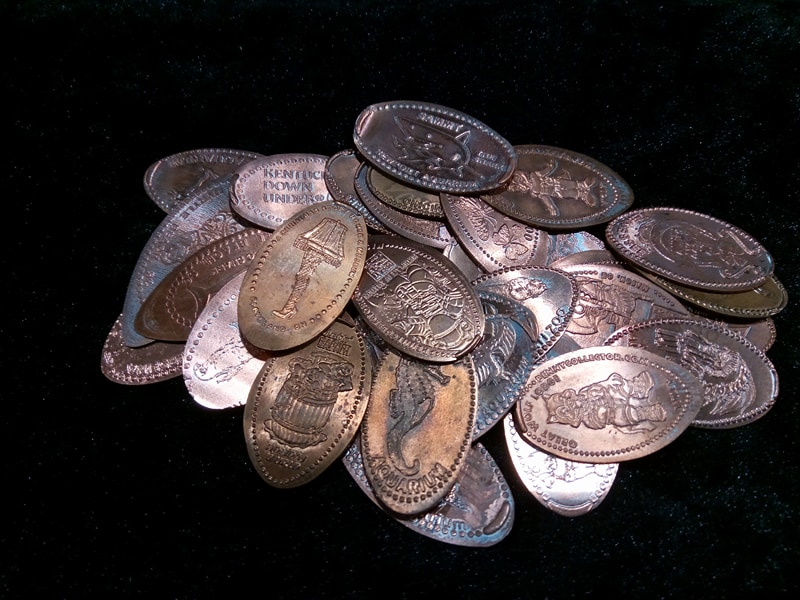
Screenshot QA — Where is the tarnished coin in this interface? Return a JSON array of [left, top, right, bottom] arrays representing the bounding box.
[[134, 228, 270, 342], [343, 433, 514, 546], [352, 235, 484, 362], [183, 272, 272, 410], [365, 165, 445, 219], [143, 147, 266, 213], [441, 238, 486, 281], [324, 149, 392, 234], [549, 249, 621, 269], [230, 153, 332, 230], [243, 319, 372, 488], [515, 347, 703, 463], [354, 163, 454, 249], [360, 350, 477, 515], [121, 183, 248, 347], [503, 414, 618, 517], [715, 316, 776, 353], [238, 201, 367, 351], [545, 230, 608, 265], [605, 206, 775, 292], [353, 100, 517, 193], [440, 193, 550, 272], [472, 266, 578, 361], [480, 145, 634, 229], [101, 314, 184, 384], [603, 318, 779, 429]]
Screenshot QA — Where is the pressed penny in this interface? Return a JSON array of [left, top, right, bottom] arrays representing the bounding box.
[[101, 314, 183, 385]]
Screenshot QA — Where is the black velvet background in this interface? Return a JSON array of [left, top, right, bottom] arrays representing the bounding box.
[[5, 1, 800, 598]]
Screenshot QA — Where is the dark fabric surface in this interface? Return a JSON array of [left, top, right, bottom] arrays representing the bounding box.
[[5, 1, 799, 598]]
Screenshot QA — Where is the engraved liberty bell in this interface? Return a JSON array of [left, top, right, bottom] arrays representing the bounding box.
[[273, 218, 347, 320]]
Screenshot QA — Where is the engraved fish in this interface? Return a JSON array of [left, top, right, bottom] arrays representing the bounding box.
[[392, 116, 478, 179]]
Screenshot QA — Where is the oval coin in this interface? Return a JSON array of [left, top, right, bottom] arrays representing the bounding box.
[[323, 149, 392, 234], [365, 165, 445, 219], [101, 314, 183, 385]]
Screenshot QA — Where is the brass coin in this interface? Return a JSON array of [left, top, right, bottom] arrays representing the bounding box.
[[352, 235, 484, 362], [134, 227, 270, 342], [323, 149, 392, 234], [481, 144, 634, 229], [353, 100, 517, 193], [237, 201, 367, 351], [360, 349, 477, 515], [605, 206, 774, 292], [603, 317, 779, 429], [515, 346, 703, 463], [365, 165, 445, 219], [101, 314, 183, 385]]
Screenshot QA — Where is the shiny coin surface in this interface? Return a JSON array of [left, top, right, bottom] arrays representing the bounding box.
[[360, 350, 477, 515], [503, 413, 618, 517], [515, 347, 703, 463], [714, 316, 776, 353], [353, 100, 517, 193], [605, 206, 774, 292], [101, 314, 183, 385], [230, 153, 332, 230], [143, 147, 266, 213], [440, 193, 550, 272], [352, 235, 484, 362], [441, 238, 486, 281], [365, 165, 445, 219], [238, 201, 367, 351], [549, 249, 621, 269], [183, 272, 272, 410], [603, 317, 779, 429], [134, 227, 270, 342], [481, 145, 634, 229], [324, 149, 392, 234], [343, 433, 514, 547], [243, 319, 372, 488], [545, 230, 608, 265]]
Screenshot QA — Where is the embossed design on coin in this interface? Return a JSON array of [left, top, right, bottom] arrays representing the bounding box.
[[515, 347, 703, 462], [545, 230, 607, 265], [101, 314, 183, 385], [353, 100, 517, 193], [365, 166, 445, 219], [324, 149, 391, 234]]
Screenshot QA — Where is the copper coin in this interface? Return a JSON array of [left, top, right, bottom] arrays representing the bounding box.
[[360, 350, 477, 515], [545, 230, 608, 265], [441, 238, 486, 282], [342, 433, 514, 546], [230, 153, 332, 230], [237, 201, 367, 351], [365, 165, 446, 219], [101, 314, 183, 385], [143, 147, 266, 213], [183, 272, 272, 410], [480, 144, 634, 229], [605, 206, 775, 292], [549, 249, 621, 269], [243, 318, 372, 488], [515, 347, 703, 463], [603, 317, 779, 429], [715, 316, 776, 353], [352, 235, 484, 362], [134, 227, 270, 342], [323, 149, 391, 234], [440, 193, 550, 272], [503, 413, 618, 517], [353, 100, 517, 193]]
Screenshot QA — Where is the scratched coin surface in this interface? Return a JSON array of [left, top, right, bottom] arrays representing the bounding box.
[[101, 314, 184, 385], [603, 318, 779, 429], [243, 318, 372, 488], [230, 153, 332, 230], [353, 100, 517, 193], [352, 235, 485, 362], [503, 414, 618, 517], [440, 193, 550, 272], [545, 230, 608, 266], [480, 145, 634, 229], [365, 165, 446, 219], [143, 147, 266, 213], [343, 433, 514, 546], [515, 346, 703, 463], [605, 206, 774, 292], [360, 349, 477, 515], [323, 149, 391, 234], [121, 183, 248, 347], [237, 201, 367, 351], [183, 272, 272, 410], [134, 227, 270, 342]]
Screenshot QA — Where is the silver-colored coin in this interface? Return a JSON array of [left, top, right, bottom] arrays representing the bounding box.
[[101, 314, 183, 385], [143, 147, 266, 213], [549, 249, 621, 269], [353, 100, 517, 193], [545, 230, 608, 265], [503, 413, 618, 517], [183, 272, 272, 410], [324, 149, 392, 234], [230, 153, 332, 230]]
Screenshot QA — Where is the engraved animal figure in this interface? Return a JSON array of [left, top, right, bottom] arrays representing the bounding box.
[[654, 327, 755, 416], [507, 159, 600, 216], [455, 196, 497, 241], [540, 454, 603, 488], [473, 316, 517, 387], [193, 336, 251, 383], [567, 277, 639, 336], [392, 116, 478, 179], [386, 359, 451, 476]]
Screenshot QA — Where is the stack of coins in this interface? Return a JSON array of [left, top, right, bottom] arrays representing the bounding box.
[[101, 100, 785, 546]]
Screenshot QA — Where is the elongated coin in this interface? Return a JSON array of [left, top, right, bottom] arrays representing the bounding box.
[[360, 350, 477, 515], [545, 230, 607, 265], [244, 319, 372, 488], [515, 347, 703, 463], [365, 165, 445, 219], [324, 149, 391, 234], [101, 314, 183, 385], [352, 235, 484, 362], [442, 238, 486, 281], [353, 100, 517, 193]]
